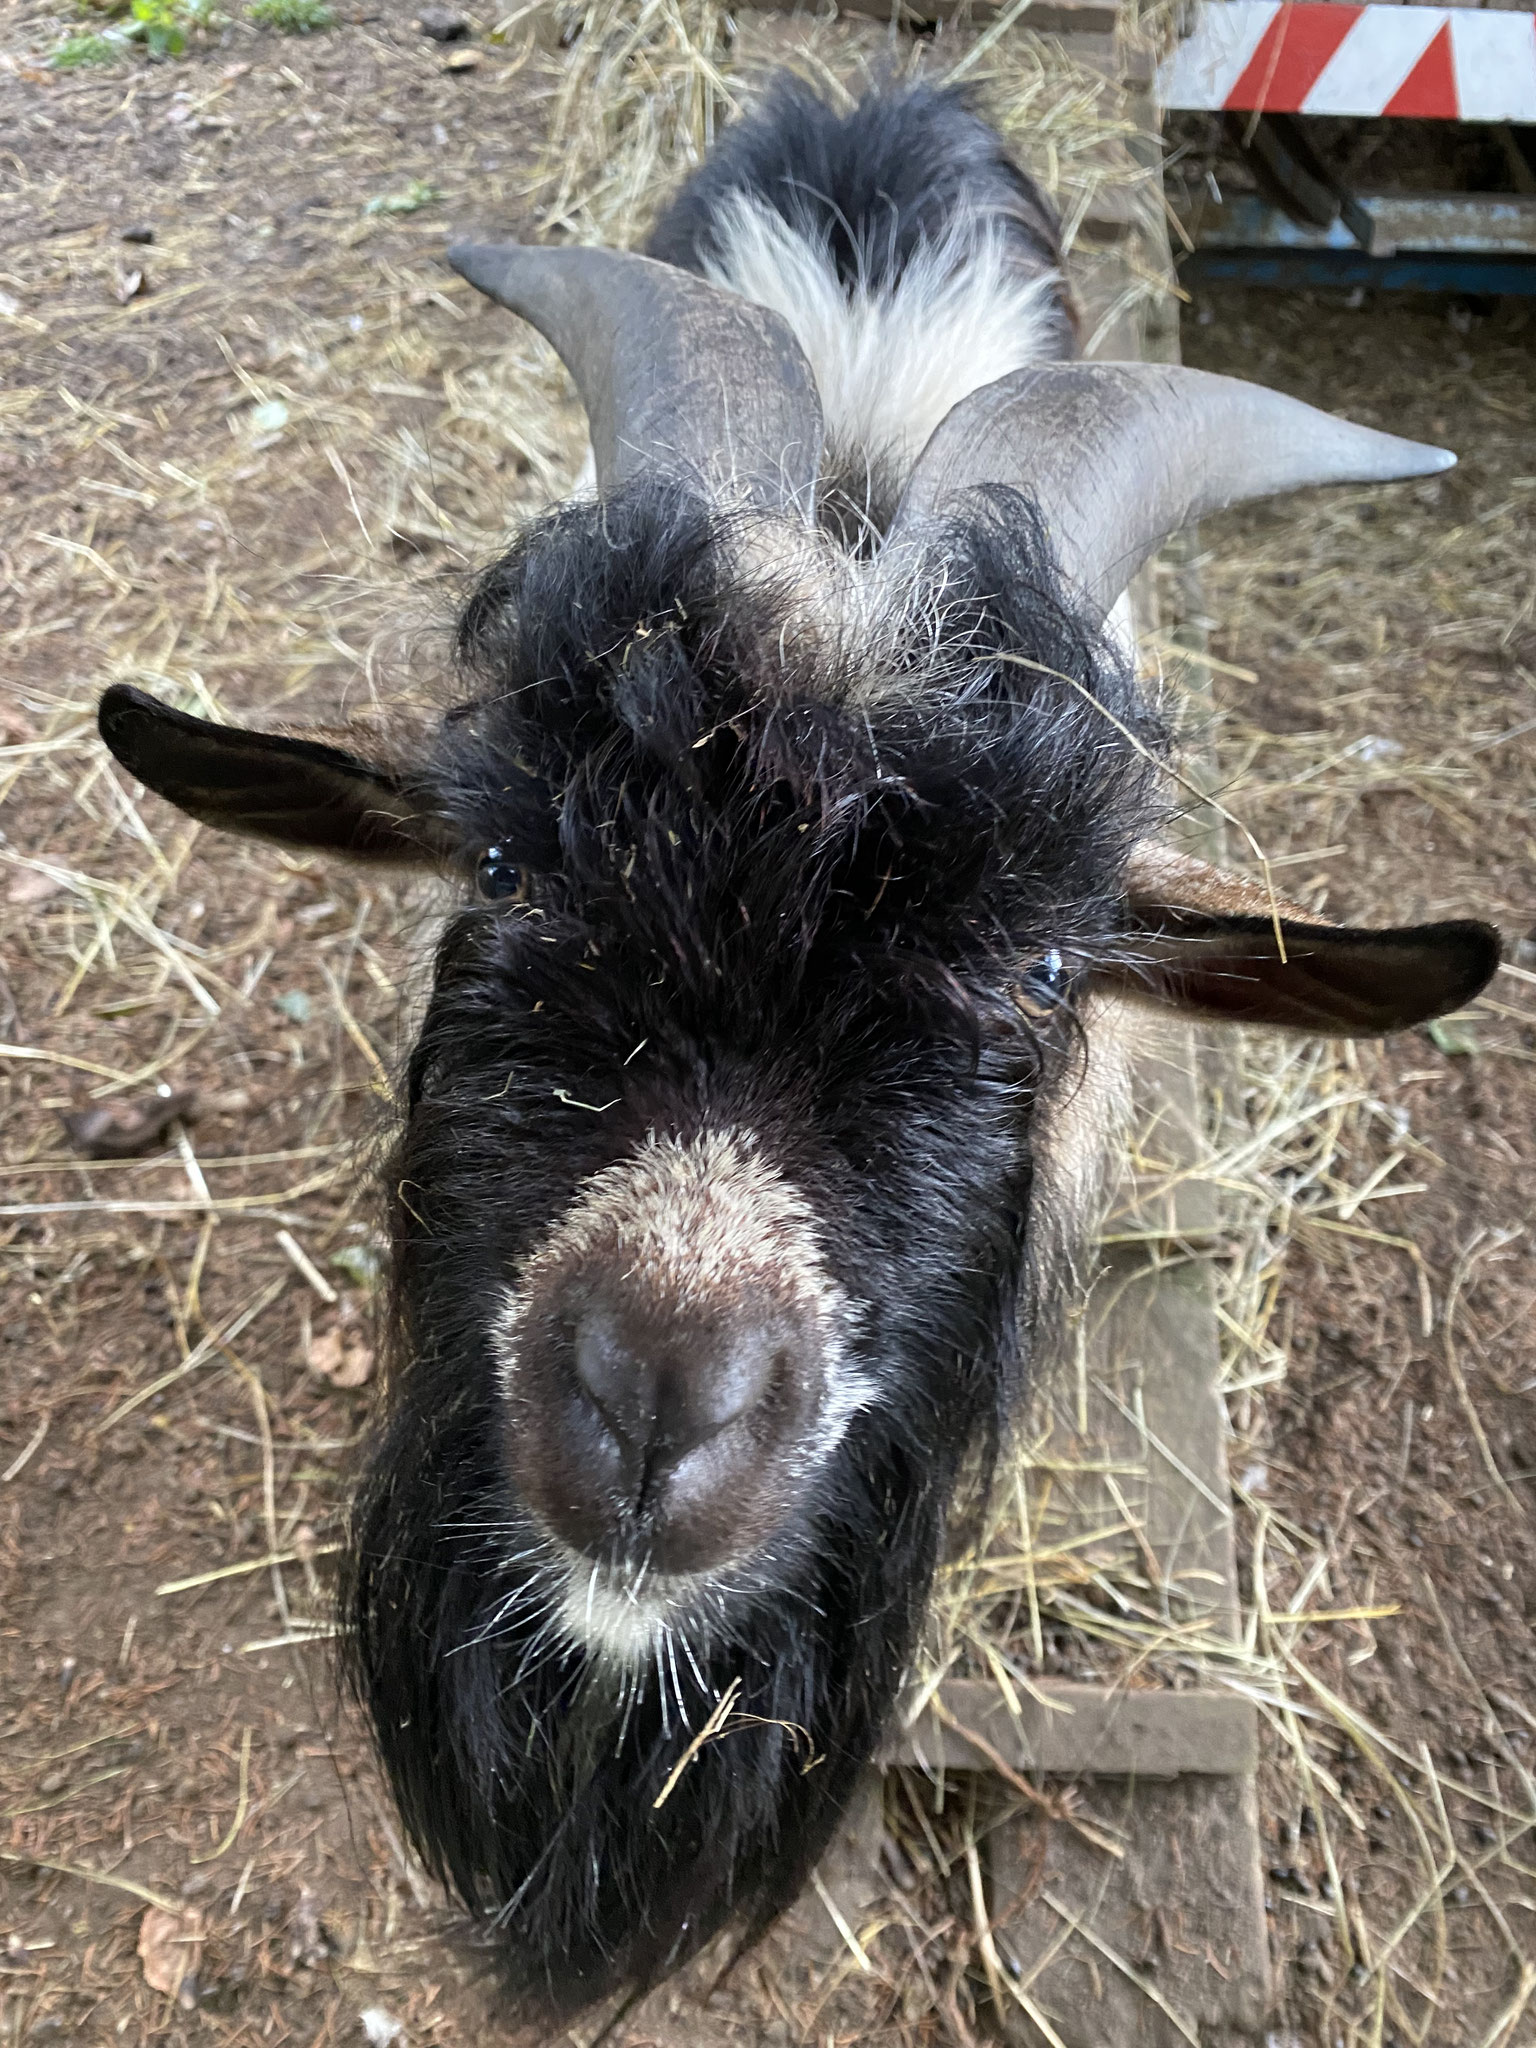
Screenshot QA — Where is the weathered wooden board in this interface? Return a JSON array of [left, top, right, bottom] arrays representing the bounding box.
[[720, 6, 1272, 2035], [896, 1679, 1257, 1779], [737, 0, 1120, 28], [989, 1772, 1272, 2048]]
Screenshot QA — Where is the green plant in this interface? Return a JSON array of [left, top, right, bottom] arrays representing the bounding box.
[[132, 0, 191, 55], [53, 0, 217, 63], [51, 28, 125, 62], [246, 0, 335, 31], [364, 179, 441, 216]]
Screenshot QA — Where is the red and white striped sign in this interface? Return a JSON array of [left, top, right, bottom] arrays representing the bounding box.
[[1157, 2, 1536, 121]]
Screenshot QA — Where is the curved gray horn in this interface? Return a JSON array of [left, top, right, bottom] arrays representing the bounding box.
[[448, 242, 824, 511], [886, 362, 1455, 620]]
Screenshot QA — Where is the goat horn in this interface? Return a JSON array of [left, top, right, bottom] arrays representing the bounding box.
[[448, 242, 824, 512], [886, 362, 1454, 620]]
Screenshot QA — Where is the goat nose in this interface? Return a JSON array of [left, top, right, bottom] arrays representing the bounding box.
[[571, 1306, 778, 1466]]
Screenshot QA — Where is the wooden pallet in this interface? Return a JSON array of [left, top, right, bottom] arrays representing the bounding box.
[[699, 6, 1274, 2038]]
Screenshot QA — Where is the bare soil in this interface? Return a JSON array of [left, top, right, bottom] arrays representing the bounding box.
[[0, 10, 609, 2044], [1184, 283, 1536, 2046]]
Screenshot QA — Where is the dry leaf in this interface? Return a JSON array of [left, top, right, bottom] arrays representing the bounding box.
[[137, 1905, 203, 2002], [308, 1324, 374, 1389], [60, 1086, 197, 1159], [7, 868, 63, 906]]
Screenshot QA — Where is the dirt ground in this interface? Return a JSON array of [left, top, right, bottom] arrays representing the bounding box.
[[2, 6, 1534, 2044], [0, 9, 583, 2044], [1182, 285, 1536, 2046]]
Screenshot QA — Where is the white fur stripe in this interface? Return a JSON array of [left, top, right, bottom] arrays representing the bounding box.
[[698, 194, 1066, 504]]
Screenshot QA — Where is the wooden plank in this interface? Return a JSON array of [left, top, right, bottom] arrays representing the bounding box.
[[735, 0, 1155, 86], [974, 64, 1270, 2040], [712, 17, 1271, 2025], [988, 1773, 1271, 2048], [737, 0, 1120, 31], [892, 1680, 1257, 1778]]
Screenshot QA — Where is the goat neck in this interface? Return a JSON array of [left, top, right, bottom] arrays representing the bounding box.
[[884, 360, 1456, 620], [449, 242, 825, 514]]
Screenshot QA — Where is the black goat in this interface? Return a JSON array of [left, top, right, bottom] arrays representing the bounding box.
[[96, 76, 1499, 2026]]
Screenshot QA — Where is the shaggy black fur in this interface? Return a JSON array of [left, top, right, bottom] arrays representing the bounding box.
[[341, 478, 1167, 2019], [647, 73, 1074, 345]]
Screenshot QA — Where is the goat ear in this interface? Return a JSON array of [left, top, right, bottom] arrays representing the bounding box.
[[98, 684, 456, 864], [1104, 846, 1500, 1034]]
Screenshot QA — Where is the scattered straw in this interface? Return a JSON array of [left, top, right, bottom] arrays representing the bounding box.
[[0, 1848, 182, 1917], [155, 1542, 343, 1598], [190, 1726, 253, 1865], [652, 1676, 743, 1810], [6, 6, 1526, 2040]]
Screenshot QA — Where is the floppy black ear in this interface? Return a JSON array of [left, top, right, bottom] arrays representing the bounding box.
[[1105, 846, 1500, 1035], [98, 684, 457, 864]]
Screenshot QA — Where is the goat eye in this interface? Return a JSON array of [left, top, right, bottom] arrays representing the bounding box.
[[475, 848, 524, 902]]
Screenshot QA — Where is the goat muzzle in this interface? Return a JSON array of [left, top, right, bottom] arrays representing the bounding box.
[[505, 1270, 825, 1577]]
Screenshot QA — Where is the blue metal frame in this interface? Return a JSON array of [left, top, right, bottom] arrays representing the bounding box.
[[1183, 248, 1536, 294]]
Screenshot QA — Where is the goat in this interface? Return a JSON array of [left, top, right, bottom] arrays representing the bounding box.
[[95, 75, 1498, 2027]]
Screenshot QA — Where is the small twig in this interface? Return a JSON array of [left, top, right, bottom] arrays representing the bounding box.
[[0, 1848, 181, 1915], [1298, 1214, 1436, 1336], [171, 1120, 211, 1208], [810, 1870, 874, 1976], [1443, 1226, 1525, 1512], [1477, 1962, 1536, 2048], [653, 1677, 742, 1809], [318, 957, 388, 1087], [928, 1697, 1123, 1861], [275, 1230, 338, 1305], [96, 1280, 287, 1434], [963, 1838, 1009, 2014], [229, 1858, 256, 1920], [191, 1727, 252, 1865], [0, 1041, 134, 1085], [1041, 1888, 1201, 2047], [237, 1358, 292, 1637], [2, 1414, 50, 1484], [156, 1543, 341, 1597], [237, 1625, 338, 1653], [4, 1767, 132, 1820]]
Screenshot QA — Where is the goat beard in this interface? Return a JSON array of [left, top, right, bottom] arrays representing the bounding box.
[[341, 1359, 990, 2023]]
